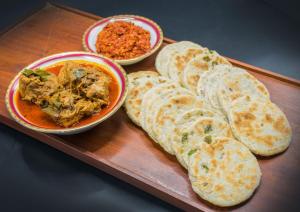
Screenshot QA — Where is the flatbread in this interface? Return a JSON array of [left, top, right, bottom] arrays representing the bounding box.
[[182, 50, 231, 92], [155, 41, 202, 77], [196, 64, 231, 101], [140, 82, 177, 136], [178, 117, 233, 168], [227, 95, 292, 156], [217, 67, 270, 114], [140, 83, 193, 141], [155, 44, 178, 77], [196, 69, 214, 99], [205, 71, 226, 110], [167, 46, 204, 84], [204, 65, 240, 110], [196, 67, 228, 110], [125, 71, 169, 126], [151, 94, 203, 154], [127, 71, 159, 85], [171, 109, 226, 168], [196, 65, 268, 114], [188, 137, 261, 207]]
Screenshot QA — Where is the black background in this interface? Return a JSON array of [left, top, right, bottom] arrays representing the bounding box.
[[0, 0, 299, 211]]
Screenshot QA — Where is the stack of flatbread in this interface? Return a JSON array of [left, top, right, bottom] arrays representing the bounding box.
[[124, 41, 292, 207]]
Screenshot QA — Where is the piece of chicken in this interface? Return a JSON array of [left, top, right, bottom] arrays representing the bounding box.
[[19, 70, 59, 106]]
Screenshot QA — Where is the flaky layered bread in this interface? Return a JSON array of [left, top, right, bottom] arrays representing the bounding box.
[[227, 95, 292, 156], [124, 40, 292, 207], [155, 41, 202, 77], [188, 137, 261, 207], [176, 117, 233, 168], [140, 83, 193, 141], [183, 50, 230, 92], [125, 71, 169, 126], [151, 94, 202, 154]]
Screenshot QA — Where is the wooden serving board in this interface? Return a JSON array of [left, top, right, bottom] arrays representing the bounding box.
[[1, 3, 300, 211]]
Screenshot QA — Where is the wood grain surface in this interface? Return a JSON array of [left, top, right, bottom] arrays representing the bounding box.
[[0, 3, 299, 211]]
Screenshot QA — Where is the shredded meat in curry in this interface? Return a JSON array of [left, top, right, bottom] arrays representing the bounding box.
[[19, 62, 111, 127]]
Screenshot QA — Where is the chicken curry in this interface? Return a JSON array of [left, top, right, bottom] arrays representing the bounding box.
[[17, 61, 119, 128]]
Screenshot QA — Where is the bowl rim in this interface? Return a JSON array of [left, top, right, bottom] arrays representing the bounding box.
[[5, 51, 128, 134], [82, 14, 164, 64]]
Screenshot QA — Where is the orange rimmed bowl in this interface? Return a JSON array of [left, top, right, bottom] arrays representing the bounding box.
[[6, 51, 128, 135], [83, 15, 163, 65]]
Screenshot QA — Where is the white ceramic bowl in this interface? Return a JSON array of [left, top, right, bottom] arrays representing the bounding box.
[[6, 51, 128, 135], [82, 15, 163, 65]]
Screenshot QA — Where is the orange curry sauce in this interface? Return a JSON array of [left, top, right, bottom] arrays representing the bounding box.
[[96, 21, 151, 60], [16, 63, 120, 129]]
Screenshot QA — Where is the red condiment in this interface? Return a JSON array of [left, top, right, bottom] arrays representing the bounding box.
[[96, 21, 151, 60]]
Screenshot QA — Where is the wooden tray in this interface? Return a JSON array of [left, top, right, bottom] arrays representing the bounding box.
[[1, 3, 300, 211]]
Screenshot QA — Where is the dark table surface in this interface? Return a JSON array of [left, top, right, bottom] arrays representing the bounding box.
[[1, 0, 300, 211]]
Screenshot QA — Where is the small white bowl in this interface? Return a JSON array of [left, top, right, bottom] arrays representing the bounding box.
[[82, 15, 163, 65], [6, 51, 128, 135]]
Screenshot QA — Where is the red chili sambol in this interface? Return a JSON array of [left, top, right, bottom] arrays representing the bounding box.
[[96, 21, 151, 60]]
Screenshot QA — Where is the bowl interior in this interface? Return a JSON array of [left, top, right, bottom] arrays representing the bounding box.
[[7, 52, 127, 133], [84, 16, 161, 54]]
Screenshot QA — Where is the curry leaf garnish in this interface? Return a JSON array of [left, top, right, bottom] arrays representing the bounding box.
[[40, 100, 49, 108], [35, 69, 50, 77], [181, 132, 189, 144], [204, 135, 212, 144], [203, 56, 211, 62], [204, 125, 212, 134], [202, 182, 208, 187], [53, 100, 62, 109], [22, 68, 50, 81], [198, 111, 204, 116], [202, 164, 209, 173], [188, 149, 197, 156], [22, 69, 34, 77], [212, 61, 218, 66], [40, 76, 49, 82]]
